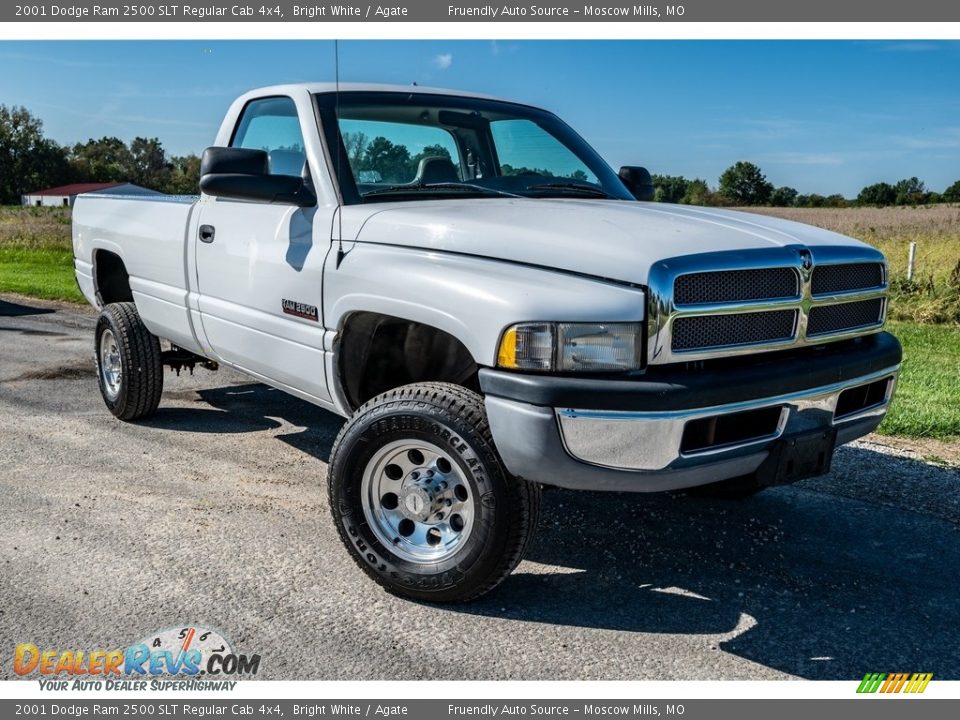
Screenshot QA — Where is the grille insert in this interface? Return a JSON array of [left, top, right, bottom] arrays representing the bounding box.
[[812, 263, 884, 296], [672, 310, 797, 351], [674, 267, 799, 305], [807, 299, 884, 336]]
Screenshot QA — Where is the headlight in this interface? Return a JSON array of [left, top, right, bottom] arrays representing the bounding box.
[[497, 322, 643, 372]]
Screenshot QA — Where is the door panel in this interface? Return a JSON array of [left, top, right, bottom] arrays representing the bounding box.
[[195, 199, 333, 402]]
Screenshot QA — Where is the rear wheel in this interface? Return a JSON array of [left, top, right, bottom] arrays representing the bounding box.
[[95, 302, 163, 421], [328, 382, 541, 602]]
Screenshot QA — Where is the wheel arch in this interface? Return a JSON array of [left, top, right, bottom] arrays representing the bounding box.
[[335, 311, 480, 412], [92, 249, 133, 306]]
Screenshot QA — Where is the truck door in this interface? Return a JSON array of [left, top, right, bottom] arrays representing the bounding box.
[[194, 95, 333, 403]]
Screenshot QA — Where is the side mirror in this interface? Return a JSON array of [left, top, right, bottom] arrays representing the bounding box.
[[199, 147, 316, 207], [618, 166, 655, 201]]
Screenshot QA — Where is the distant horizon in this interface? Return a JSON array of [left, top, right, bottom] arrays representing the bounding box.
[[1, 40, 959, 196]]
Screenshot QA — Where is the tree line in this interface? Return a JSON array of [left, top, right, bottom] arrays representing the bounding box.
[[0, 105, 200, 204], [3, 105, 959, 207], [655, 161, 960, 208]]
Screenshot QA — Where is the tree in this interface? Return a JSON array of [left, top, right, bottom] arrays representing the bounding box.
[[70, 137, 134, 183], [824, 194, 849, 208], [857, 182, 896, 207], [943, 180, 960, 202], [341, 131, 369, 168], [0, 105, 70, 204], [770, 186, 799, 207], [718, 161, 773, 206], [129, 137, 171, 190], [894, 177, 926, 206], [652, 174, 689, 204], [795, 193, 827, 208], [360, 136, 412, 184], [680, 178, 711, 206], [166, 154, 201, 195]]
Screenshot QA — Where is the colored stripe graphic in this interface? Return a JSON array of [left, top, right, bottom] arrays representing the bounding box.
[[857, 672, 932, 693]]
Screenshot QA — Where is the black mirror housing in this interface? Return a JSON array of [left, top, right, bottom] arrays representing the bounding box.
[[618, 166, 655, 201], [199, 147, 316, 207]]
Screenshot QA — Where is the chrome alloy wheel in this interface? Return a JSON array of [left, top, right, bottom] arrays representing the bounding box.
[[98, 328, 123, 401], [361, 439, 476, 563]]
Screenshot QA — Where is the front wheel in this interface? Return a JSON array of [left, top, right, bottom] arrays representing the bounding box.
[[328, 382, 541, 602]]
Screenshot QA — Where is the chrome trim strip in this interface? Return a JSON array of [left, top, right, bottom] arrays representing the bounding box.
[[646, 245, 889, 364], [556, 366, 899, 471]]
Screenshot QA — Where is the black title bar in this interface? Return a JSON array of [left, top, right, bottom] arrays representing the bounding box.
[[6, 0, 960, 22]]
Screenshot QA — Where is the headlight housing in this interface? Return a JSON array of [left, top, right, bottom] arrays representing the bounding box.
[[497, 322, 643, 372]]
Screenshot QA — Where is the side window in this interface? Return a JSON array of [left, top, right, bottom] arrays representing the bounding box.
[[338, 119, 462, 186], [491, 119, 598, 184], [232, 97, 307, 177]]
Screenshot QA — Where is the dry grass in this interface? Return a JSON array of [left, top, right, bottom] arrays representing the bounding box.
[[747, 205, 960, 325], [0, 205, 72, 250]]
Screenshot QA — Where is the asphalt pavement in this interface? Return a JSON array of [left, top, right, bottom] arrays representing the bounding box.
[[1, 295, 958, 681]]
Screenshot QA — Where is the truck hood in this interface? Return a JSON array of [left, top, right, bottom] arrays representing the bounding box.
[[348, 199, 867, 285]]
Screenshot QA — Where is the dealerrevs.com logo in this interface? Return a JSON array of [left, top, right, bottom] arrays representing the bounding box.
[[14, 626, 261, 691]]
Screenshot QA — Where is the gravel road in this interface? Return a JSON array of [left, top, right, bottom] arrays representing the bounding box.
[[1, 295, 958, 681]]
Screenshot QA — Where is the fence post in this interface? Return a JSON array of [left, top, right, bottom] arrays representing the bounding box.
[[907, 242, 917, 282]]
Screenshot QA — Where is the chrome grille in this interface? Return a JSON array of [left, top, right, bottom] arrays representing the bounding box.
[[807, 298, 885, 336], [672, 310, 797, 351], [646, 246, 889, 364], [674, 268, 799, 305], [812, 263, 884, 296]]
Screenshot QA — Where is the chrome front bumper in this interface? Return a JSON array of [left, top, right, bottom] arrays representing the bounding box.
[[481, 331, 902, 493], [556, 367, 898, 472]]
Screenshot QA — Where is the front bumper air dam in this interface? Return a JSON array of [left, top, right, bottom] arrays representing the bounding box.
[[480, 332, 902, 493]]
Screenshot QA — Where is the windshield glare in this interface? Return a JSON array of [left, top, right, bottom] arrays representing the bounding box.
[[316, 92, 634, 203]]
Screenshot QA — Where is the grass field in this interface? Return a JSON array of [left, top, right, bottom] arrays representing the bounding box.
[[884, 322, 960, 440], [0, 206, 82, 303], [748, 205, 960, 324], [0, 205, 957, 441]]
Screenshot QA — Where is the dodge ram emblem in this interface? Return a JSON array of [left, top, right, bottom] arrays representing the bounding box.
[[799, 249, 813, 271]]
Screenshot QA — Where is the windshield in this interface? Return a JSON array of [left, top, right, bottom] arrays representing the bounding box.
[[315, 91, 634, 204]]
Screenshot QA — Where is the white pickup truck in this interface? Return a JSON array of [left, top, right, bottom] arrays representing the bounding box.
[[73, 83, 902, 601]]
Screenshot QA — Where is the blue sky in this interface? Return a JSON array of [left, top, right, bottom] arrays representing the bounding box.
[[1, 40, 959, 196]]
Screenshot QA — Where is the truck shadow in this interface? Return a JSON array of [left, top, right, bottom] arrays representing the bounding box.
[[146, 382, 343, 456], [452, 447, 960, 680], [0, 298, 56, 318]]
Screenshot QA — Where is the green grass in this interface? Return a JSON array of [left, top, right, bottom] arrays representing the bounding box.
[[0, 246, 84, 302], [0, 206, 957, 440], [0, 205, 83, 302], [879, 322, 960, 440]]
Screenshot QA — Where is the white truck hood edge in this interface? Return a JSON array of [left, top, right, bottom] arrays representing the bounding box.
[[347, 199, 867, 285]]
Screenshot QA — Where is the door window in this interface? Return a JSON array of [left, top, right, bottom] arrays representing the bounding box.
[[232, 97, 307, 177]]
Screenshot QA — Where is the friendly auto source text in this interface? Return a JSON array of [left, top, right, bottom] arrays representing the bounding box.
[[448, 5, 677, 17]]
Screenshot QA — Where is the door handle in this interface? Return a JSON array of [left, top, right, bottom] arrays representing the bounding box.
[[199, 225, 216, 243]]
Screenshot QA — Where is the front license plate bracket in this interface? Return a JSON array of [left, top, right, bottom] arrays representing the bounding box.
[[756, 428, 837, 486]]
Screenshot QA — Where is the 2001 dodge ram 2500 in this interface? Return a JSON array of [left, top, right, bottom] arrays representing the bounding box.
[[74, 83, 902, 601]]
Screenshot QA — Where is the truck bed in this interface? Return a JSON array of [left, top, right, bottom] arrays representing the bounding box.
[[73, 192, 202, 352]]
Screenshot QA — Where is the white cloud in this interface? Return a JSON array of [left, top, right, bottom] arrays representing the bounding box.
[[433, 53, 453, 70]]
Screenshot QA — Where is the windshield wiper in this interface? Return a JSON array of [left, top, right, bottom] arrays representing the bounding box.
[[362, 182, 520, 199], [524, 182, 612, 198]]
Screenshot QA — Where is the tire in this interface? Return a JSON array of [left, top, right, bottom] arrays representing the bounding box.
[[95, 302, 163, 421], [328, 382, 541, 602], [687, 473, 766, 500]]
